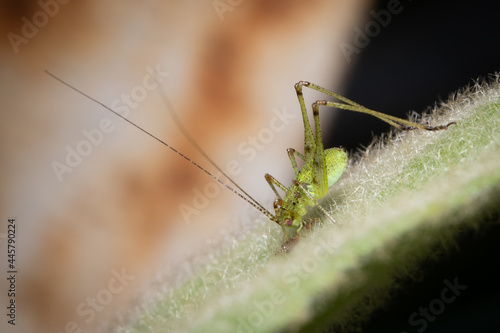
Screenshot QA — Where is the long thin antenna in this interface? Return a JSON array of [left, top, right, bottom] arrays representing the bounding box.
[[45, 70, 276, 222], [153, 79, 274, 220]]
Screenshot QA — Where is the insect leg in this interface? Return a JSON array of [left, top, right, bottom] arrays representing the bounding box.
[[308, 100, 329, 199], [298, 81, 456, 131], [294, 82, 316, 163], [287, 148, 305, 176], [265, 173, 288, 200], [294, 82, 332, 206]]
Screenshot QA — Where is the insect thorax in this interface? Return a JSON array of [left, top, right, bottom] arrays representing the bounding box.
[[277, 147, 347, 230]]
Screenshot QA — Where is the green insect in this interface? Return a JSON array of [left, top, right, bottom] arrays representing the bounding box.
[[46, 72, 455, 252], [263, 81, 455, 250]]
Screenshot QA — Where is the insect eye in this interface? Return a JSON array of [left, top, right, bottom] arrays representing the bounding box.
[[285, 218, 293, 226]]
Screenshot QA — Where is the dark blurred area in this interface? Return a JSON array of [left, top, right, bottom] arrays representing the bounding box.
[[363, 216, 500, 333], [326, 0, 500, 152], [336, 1, 500, 331]]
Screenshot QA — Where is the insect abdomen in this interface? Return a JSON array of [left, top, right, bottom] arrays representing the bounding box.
[[325, 148, 348, 188]]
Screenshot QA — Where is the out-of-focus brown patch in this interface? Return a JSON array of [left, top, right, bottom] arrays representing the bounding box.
[[0, 0, 38, 29], [23, 223, 78, 328], [1, 0, 369, 331]]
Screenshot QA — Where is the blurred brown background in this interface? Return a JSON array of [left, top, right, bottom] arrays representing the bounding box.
[[1, 0, 500, 332], [0, 1, 369, 332]]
